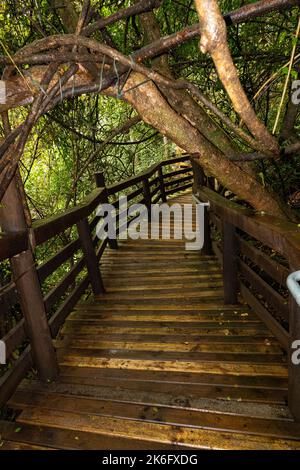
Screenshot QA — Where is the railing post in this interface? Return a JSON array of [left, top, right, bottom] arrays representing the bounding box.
[[287, 270, 300, 422], [288, 296, 300, 421], [94, 171, 118, 250], [190, 157, 206, 193], [192, 159, 212, 256], [77, 217, 105, 295], [0, 179, 58, 382], [158, 167, 167, 202], [222, 220, 238, 304], [142, 177, 152, 215], [202, 205, 213, 255]]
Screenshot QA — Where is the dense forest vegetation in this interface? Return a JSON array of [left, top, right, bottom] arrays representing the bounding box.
[[0, 0, 299, 221]]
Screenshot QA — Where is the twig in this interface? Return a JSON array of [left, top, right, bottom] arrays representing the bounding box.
[[272, 15, 300, 134]]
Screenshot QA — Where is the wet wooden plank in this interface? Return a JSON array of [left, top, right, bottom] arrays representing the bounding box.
[[57, 354, 288, 377], [3, 192, 296, 450], [18, 371, 287, 405], [57, 345, 285, 364], [67, 310, 259, 323], [0, 420, 186, 451], [10, 390, 300, 440], [17, 408, 300, 450], [57, 365, 288, 389], [57, 338, 282, 354]]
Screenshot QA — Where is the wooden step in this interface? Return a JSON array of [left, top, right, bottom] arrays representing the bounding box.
[[15, 408, 300, 450], [9, 390, 300, 440], [2, 191, 295, 451]]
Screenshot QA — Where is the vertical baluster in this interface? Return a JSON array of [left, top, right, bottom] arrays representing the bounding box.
[[142, 177, 152, 215], [77, 217, 105, 295], [222, 220, 238, 304], [158, 166, 167, 202], [190, 157, 206, 192]]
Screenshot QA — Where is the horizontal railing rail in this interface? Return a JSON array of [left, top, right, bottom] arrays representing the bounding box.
[[0, 154, 192, 408], [0, 232, 28, 262]]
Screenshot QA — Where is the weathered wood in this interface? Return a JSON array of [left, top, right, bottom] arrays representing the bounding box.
[[49, 275, 89, 337], [142, 177, 152, 215], [164, 174, 193, 188], [126, 186, 144, 202], [222, 220, 238, 304], [44, 256, 86, 312], [58, 365, 288, 393], [165, 182, 193, 197], [165, 167, 192, 179], [237, 236, 289, 287], [238, 259, 289, 321], [77, 218, 105, 295], [0, 232, 28, 262], [0, 347, 32, 408], [10, 389, 300, 440], [0, 283, 19, 318], [3, 189, 299, 449], [38, 238, 81, 283], [212, 240, 223, 266], [0, 178, 58, 383], [150, 184, 161, 199], [107, 156, 191, 198], [158, 167, 166, 202], [210, 212, 222, 233], [190, 158, 206, 192], [0, 319, 26, 360], [0, 419, 186, 451], [240, 283, 289, 350], [11, 250, 59, 381], [197, 185, 300, 266], [201, 204, 213, 256], [33, 188, 105, 245]]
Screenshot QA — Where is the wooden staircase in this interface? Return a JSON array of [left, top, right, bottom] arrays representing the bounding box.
[[1, 193, 300, 450]]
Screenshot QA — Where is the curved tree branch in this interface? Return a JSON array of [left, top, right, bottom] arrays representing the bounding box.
[[194, 0, 280, 155]]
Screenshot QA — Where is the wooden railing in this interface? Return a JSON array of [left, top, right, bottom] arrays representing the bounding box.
[[0, 155, 192, 407], [1, 155, 300, 421], [192, 163, 300, 422]]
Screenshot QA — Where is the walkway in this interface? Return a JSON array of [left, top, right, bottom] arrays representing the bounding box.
[[1, 194, 300, 450]]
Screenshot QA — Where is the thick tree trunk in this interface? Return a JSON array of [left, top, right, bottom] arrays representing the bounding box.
[[0, 1, 289, 220], [123, 72, 286, 218]]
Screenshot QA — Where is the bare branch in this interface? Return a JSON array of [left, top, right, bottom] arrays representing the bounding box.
[[194, 0, 280, 155]]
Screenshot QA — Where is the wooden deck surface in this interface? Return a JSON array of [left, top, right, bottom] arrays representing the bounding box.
[[1, 193, 300, 450]]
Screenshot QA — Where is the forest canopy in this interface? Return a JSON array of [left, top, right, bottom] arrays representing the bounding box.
[[0, 0, 299, 222]]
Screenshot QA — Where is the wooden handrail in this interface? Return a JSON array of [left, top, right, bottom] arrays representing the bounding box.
[[194, 176, 300, 422], [33, 188, 105, 245], [106, 155, 190, 195], [196, 185, 300, 265]]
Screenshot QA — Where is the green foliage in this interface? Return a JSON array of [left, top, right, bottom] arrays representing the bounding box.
[[0, 0, 299, 299]]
